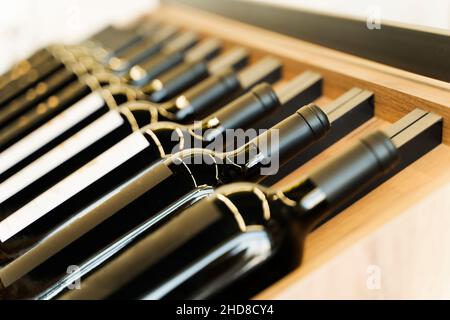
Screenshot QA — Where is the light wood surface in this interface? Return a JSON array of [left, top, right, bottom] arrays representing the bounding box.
[[151, 5, 450, 299], [258, 144, 450, 299]]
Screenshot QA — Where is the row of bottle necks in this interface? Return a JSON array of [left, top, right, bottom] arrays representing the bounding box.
[[0, 21, 442, 299]]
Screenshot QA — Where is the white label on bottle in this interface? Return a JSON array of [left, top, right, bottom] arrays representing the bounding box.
[[0, 91, 105, 176], [0, 162, 175, 288], [0, 110, 125, 204], [0, 131, 150, 242]]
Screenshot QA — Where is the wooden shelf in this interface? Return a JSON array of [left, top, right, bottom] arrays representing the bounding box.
[[261, 144, 450, 299]]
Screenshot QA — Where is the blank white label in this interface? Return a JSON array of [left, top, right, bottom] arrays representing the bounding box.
[[0, 131, 150, 242], [0, 162, 174, 288], [0, 91, 105, 176], [0, 110, 125, 204]]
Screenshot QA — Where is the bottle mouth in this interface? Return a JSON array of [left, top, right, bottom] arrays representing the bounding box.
[[361, 131, 399, 172], [296, 104, 331, 138], [251, 82, 280, 112], [140, 80, 159, 96]]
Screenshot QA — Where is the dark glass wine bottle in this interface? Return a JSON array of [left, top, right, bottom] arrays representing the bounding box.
[[0, 22, 152, 86], [42, 21, 164, 74], [0, 104, 330, 299], [54, 130, 398, 300], [0, 42, 126, 128], [0, 43, 242, 184], [0, 54, 66, 108], [0, 20, 155, 107], [108, 32, 220, 78], [0, 41, 244, 155], [0, 52, 263, 215], [0, 48, 53, 88], [0, 22, 149, 109], [85, 21, 163, 65], [0, 81, 140, 170], [0, 72, 296, 253], [0, 53, 87, 125], [0, 65, 82, 129], [106, 25, 179, 75], [143, 47, 248, 103], [0, 40, 132, 121], [0, 31, 201, 136], [49, 22, 165, 78], [126, 31, 201, 86]]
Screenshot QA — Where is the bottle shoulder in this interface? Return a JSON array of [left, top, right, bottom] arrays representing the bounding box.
[[115, 101, 160, 128], [206, 182, 299, 230]]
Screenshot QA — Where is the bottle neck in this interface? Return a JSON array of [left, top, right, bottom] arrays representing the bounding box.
[[156, 56, 281, 123], [221, 104, 330, 181], [198, 83, 280, 142], [281, 131, 399, 230], [158, 68, 240, 122]]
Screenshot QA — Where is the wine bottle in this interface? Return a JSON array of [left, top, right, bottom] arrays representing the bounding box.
[[52, 130, 398, 300], [53, 26, 178, 76], [0, 48, 52, 91], [0, 22, 151, 107], [0, 75, 138, 153], [48, 22, 163, 76], [0, 31, 200, 130], [0, 47, 106, 126], [105, 36, 222, 86], [0, 54, 66, 108], [126, 32, 207, 86], [0, 63, 90, 130], [154, 56, 282, 123], [143, 47, 249, 103], [36, 106, 443, 300], [38, 21, 163, 73], [6, 75, 361, 293], [0, 71, 322, 277], [0, 70, 298, 250], [0, 48, 249, 179], [0, 105, 330, 299], [106, 25, 178, 75], [140, 36, 222, 76], [0, 36, 227, 162], [0, 22, 150, 85], [0, 50, 256, 207], [85, 21, 163, 65]]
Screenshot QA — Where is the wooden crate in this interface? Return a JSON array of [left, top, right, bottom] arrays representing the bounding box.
[[150, 4, 450, 299]]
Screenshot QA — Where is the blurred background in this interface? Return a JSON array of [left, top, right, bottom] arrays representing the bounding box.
[[1, 0, 449, 73]]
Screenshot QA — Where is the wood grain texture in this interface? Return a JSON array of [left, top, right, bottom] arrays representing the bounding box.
[[257, 144, 450, 299], [152, 5, 450, 144]]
